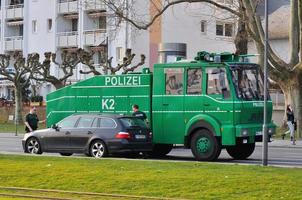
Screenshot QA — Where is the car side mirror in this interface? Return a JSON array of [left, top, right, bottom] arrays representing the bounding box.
[[52, 124, 60, 131]]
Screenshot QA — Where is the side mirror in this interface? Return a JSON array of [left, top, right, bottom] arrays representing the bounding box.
[[52, 124, 60, 131]]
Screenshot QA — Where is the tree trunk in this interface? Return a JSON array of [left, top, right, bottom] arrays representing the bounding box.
[[14, 86, 23, 125], [234, 20, 248, 55], [53, 81, 64, 89]]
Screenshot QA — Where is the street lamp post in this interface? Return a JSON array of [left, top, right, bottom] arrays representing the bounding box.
[[262, 0, 269, 166]]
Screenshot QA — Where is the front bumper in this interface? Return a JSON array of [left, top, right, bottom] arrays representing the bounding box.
[[235, 122, 276, 143]]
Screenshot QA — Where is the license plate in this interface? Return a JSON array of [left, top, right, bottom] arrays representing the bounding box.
[[256, 131, 262, 135], [135, 135, 146, 139]]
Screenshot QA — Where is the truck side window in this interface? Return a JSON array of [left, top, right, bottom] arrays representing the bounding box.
[[187, 69, 202, 95], [165, 68, 183, 95], [206, 68, 230, 98]]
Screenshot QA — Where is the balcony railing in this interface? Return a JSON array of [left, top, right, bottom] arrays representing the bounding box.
[[85, 0, 106, 11], [57, 31, 78, 48], [58, 0, 78, 14], [6, 4, 24, 20], [4, 36, 23, 51], [84, 29, 106, 46]]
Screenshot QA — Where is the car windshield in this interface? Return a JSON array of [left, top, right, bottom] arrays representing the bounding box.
[[120, 117, 147, 128], [230, 65, 266, 101]]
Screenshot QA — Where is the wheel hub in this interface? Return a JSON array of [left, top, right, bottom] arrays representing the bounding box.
[[196, 137, 211, 153]]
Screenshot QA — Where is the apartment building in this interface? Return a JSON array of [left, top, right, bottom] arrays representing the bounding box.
[[0, 0, 237, 100]]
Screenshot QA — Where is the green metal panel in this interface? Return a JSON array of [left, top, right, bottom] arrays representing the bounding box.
[[46, 72, 152, 127]]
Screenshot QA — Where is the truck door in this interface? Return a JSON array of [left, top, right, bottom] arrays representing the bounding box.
[[204, 67, 233, 126], [184, 68, 203, 128], [162, 68, 184, 144]]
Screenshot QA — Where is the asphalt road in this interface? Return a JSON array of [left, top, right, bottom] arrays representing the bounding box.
[[0, 133, 301, 168]]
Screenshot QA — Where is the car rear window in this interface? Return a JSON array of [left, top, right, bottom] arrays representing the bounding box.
[[119, 117, 147, 128]]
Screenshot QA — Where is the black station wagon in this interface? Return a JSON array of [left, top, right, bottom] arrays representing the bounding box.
[[22, 114, 152, 158]]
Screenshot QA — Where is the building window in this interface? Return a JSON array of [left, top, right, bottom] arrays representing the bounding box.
[[32, 20, 37, 33], [98, 17, 106, 30], [71, 19, 78, 32], [116, 47, 124, 62], [47, 19, 52, 32], [200, 20, 207, 34], [216, 22, 234, 37]]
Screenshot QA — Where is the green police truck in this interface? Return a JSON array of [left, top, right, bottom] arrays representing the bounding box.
[[46, 51, 276, 161]]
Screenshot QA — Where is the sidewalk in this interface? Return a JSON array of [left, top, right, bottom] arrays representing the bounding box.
[[256, 139, 302, 148]]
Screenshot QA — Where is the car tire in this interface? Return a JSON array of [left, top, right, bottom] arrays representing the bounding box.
[[149, 144, 173, 157], [89, 140, 108, 158], [226, 143, 255, 160], [25, 137, 42, 155], [190, 129, 221, 161], [60, 153, 73, 156]]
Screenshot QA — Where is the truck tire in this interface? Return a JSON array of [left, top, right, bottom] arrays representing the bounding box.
[[226, 143, 255, 160], [191, 129, 221, 161], [150, 144, 173, 157]]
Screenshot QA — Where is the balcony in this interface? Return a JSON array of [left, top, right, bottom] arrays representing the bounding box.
[[6, 4, 24, 20], [85, 0, 106, 12], [57, 31, 78, 48], [58, 0, 78, 14], [84, 29, 106, 46], [4, 36, 23, 51]]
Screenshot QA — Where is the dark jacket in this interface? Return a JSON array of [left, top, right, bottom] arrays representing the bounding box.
[[286, 110, 294, 123]]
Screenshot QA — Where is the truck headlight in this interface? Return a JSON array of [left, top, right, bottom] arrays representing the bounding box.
[[241, 129, 248, 136]]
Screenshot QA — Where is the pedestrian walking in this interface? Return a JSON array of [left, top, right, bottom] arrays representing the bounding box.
[[282, 105, 296, 145], [24, 107, 45, 133]]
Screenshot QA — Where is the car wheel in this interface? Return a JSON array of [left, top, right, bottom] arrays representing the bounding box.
[[149, 144, 173, 157], [90, 140, 108, 158], [25, 137, 42, 155], [190, 129, 221, 161], [60, 153, 73, 156], [226, 143, 255, 160]]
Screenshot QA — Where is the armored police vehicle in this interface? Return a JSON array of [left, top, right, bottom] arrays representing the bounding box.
[[46, 51, 276, 161]]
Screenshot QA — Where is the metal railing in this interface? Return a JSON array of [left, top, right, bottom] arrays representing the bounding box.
[[83, 29, 106, 46], [6, 4, 24, 19], [56, 31, 78, 47], [84, 0, 106, 11], [4, 36, 23, 51]]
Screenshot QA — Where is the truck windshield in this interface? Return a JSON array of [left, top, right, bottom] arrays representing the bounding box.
[[120, 117, 147, 128], [230, 65, 265, 101]]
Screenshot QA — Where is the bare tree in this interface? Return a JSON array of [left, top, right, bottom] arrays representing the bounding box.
[[0, 52, 32, 124], [79, 48, 146, 75], [30, 50, 82, 89]]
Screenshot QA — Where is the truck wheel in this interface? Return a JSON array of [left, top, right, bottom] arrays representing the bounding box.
[[226, 143, 255, 160], [191, 129, 221, 161], [150, 144, 173, 157]]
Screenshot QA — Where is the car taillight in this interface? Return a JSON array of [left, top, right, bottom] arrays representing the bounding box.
[[115, 132, 130, 139]]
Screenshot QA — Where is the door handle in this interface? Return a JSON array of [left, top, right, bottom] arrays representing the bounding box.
[[87, 131, 93, 135], [65, 131, 71, 135], [203, 103, 210, 106]]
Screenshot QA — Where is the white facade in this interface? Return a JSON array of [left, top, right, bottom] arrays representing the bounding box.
[[0, 0, 237, 100]]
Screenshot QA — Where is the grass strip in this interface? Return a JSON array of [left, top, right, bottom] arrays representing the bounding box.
[[0, 154, 302, 200]]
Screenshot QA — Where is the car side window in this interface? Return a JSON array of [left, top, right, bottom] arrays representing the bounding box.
[[77, 116, 95, 128], [91, 118, 99, 128], [100, 118, 116, 128], [206, 68, 230, 98], [165, 68, 183, 95], [58, 116, 79, 129]]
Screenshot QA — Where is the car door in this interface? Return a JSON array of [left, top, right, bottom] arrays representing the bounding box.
[[44, 115, 80, 151], [69, 116, 96, 150]]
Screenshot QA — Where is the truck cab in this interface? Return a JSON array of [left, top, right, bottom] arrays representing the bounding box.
[[151, 51, 276, 161]]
